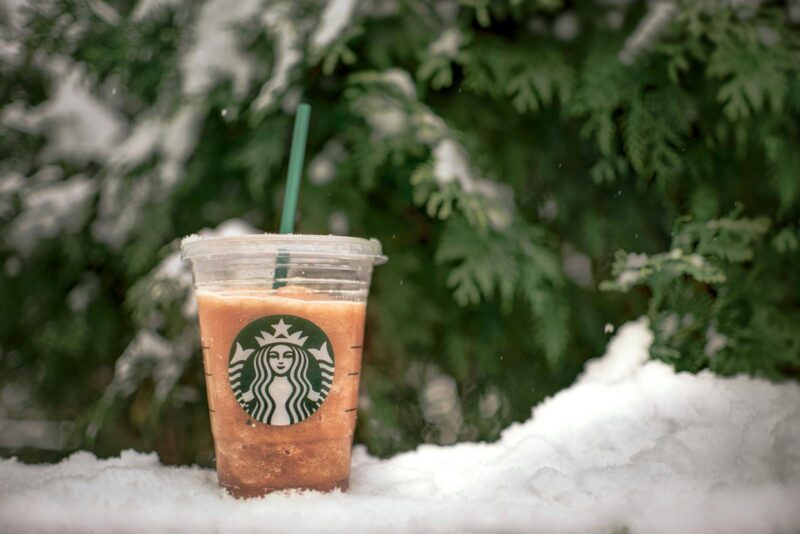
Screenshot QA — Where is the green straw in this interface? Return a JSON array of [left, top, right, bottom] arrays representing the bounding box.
[[275, 103, 311, 288], [279, 103, 311, 234]]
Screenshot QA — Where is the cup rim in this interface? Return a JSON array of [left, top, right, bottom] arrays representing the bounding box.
[[180, 233, 387, 265]]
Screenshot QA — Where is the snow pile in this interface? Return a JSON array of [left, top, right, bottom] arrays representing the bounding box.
[[2, 319, 799, 533]]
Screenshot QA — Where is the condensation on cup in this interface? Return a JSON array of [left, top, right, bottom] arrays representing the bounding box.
[[181, 234, 385, 497]]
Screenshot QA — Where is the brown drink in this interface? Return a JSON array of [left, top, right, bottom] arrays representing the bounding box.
[[182, 234, 384, 497], [197, 288, 365, 496]]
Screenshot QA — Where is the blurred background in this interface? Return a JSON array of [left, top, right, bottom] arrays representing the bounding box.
[[1, 0, 798, 466]]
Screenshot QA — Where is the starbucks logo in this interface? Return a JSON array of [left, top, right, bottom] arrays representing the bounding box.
[[228, 315, 334, 425]]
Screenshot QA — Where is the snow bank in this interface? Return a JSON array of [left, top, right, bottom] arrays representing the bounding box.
[[2, 319, 799, 533]]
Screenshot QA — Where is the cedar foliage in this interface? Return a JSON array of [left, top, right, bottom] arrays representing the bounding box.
[[0, 0, 798, 463]]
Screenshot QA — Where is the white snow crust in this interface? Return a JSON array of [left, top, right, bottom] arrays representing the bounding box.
[[2, 319, 799, 533]]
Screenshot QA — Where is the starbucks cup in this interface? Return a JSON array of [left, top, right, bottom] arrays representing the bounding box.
[[181, 234, 385, 497]]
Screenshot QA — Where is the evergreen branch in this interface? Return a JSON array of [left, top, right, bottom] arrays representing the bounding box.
[[707, 23, 794, 121]]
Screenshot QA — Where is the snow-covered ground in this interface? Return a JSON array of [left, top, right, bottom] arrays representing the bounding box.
[[1, 319, 799, 533]]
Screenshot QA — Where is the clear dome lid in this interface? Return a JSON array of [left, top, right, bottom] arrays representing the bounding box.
[[181, 233, 387, 265]]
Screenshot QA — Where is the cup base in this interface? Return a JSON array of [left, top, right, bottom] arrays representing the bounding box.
[[222, 477, 350, 498]]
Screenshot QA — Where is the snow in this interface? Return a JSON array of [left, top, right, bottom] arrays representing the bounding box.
[[6, 174, 96, 255], [0, 34, 21, 64], [328, 210, 350, 235], [86, 0, 121, 26], [179, 218, 259, 246], [107, 104, 203, 186], [0, 419, 73, 450], [87, 219, 260, 440], [161, 218, 257, 317], [406, 361, 464, 445], [131, 0, 186, 20], [755, 24, 780, 47], [0, 171, 24, 218], [3, 319, 799, 533], [309, 139, 345, 185], [0, 0, 31, 30], [704, 323, 728, 357], [380, 68, 417, 99], [365, 99, 408, 139], [791, 1, 800, 23], [619, 1, 677, 64], [354, 70, 418, 138], [477, 388, 501, 418], [159, 105, 205, 187], [352, 70, 512, 231], [94, 104, 204, 249], [3, 256, 21, 277], [106, 330, 177, 396], [428, 28, 462, 57], [561, 243, 593, 288], [552, 12, 580, 41], [581, 317, 652, 384], [181, 0, 262, 97], [311, 0, 357, 51], [67, 273, 100, 312], [2, 68, 124, 163], [610, 249, 719, 291], [252, 5, 302, 111], [607, 9, 625, 30], [0, 0, 38, 63], [420, 373, 462, 445], [433, 139, 514, 230], [91, 176, 155, 249], [538, 198, 558, 221]]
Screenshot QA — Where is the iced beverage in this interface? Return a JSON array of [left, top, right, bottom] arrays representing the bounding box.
[[181, 234, 384, 497]]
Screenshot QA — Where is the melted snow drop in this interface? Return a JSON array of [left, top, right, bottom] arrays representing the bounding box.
[[1, 319, 799, 532]]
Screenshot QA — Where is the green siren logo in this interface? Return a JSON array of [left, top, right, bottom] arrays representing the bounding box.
[[228, 315, 334, 425]]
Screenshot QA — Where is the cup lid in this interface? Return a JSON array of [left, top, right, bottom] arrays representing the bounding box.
[[180, 233, 387, 265]]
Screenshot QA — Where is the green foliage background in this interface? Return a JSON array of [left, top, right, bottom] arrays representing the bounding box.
[[1, 0, 798, 464]]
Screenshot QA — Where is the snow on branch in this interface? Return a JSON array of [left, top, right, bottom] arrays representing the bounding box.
[[252, 4, 302, 111], [181, 0, 263, 97]]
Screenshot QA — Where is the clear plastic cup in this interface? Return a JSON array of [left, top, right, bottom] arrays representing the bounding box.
[[181, 234, 385, 497]]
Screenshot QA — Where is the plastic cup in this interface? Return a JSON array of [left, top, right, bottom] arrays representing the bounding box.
[[181, 234, 385, 497]]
